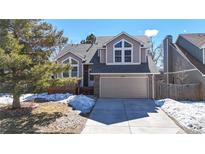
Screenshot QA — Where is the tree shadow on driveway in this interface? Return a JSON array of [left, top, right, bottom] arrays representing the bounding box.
[[87, 99, 159, 125]]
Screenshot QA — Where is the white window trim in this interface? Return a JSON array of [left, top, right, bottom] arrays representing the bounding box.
[[61, 57, 79, 77], [112, 39, 133, 64]]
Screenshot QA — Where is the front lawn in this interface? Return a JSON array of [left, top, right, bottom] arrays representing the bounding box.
[[0, 102, 88, 134]]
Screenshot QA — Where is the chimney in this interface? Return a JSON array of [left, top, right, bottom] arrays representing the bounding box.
[[163, 35, 172, 73]]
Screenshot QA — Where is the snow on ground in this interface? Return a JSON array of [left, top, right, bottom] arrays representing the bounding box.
[[68, 95, 95, 114], [155, 98, 205, 133], [0, 93, 95, 114]]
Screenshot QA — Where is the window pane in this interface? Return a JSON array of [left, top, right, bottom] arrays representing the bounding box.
[[125, 50, 131, 62], [125, 57, 131, 62], [125, 50, 131, 56], [115, 50, 122, 56], [115, 57, 122, 62], [63, 71, 70, 77], [71, 67, 78, 77], [115, 50, 122, 62], [114, 41, 122, 48], [71, 59, 78, 64], [124, 41, 132, 47], [63, 59, 70, 64]]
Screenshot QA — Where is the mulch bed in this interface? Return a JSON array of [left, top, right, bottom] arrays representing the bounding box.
[[0, 102, 88, 134]]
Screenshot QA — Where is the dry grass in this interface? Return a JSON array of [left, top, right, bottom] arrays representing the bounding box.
[[0, 102, 88, 134]]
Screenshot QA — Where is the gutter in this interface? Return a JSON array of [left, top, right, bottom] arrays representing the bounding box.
[[90, 72, 160, 75]]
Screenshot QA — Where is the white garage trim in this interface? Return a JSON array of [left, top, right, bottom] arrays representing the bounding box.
[[99, 76, 149, 98], [91, 73, 160, 75]]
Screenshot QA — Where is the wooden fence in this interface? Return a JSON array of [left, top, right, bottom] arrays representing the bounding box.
[[155, 81, 200, 100]]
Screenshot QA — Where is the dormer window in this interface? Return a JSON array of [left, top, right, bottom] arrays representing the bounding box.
[[113, 39, 133, 63]]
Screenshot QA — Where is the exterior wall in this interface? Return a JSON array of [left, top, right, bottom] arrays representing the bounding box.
[[163, 36, 205, 100], [100, 49, 106, 63], [106, 34, 141, 64], [57, 52, 83, 78], [141, 48, 147, 63], [169, 45, 195, 72], [94, 75, 100, 97], [176, 36, 204, 63]]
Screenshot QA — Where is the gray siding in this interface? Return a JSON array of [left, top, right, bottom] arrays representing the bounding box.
[[106, 34, 141, 64], [141, 48, 147, 63], [170, 45, 195, 72], [100, 49, 106, 63], [177, 36, 203, 63]]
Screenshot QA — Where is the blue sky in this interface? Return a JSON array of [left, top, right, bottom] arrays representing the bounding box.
[[46, 19, 205, 46]]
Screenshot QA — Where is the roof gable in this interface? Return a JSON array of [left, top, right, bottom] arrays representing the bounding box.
[[104, 32, 145, 46]]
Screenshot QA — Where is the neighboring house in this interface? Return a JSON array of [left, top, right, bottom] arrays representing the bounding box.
[[56, 32, 159, 98], [163, 33, 205, 100]]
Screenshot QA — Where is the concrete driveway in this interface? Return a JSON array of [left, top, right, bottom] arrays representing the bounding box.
[[82, 99, 185, 134]]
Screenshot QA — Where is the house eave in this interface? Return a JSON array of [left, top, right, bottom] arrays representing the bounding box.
[[103, 32, 145, 46], [55, 51, 84, 61]]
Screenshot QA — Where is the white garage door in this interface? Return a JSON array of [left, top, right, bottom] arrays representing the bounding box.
[[100, 77, 148, 98]]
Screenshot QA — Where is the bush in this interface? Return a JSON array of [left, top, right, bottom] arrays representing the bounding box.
[[49, 77, 81, 87], [47, 77, 81, 94]]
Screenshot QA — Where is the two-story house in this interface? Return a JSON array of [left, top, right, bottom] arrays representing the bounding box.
[[56, 32, 159, 98], [163, 33, 205, 100]]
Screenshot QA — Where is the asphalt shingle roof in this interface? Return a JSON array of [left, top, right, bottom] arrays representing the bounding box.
[[180, 33, 205, 48], [90, 52, 159, 74], [56, 35, 149, 63]]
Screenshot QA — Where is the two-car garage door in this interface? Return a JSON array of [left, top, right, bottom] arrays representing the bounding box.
[[100, 77, 148, 98]]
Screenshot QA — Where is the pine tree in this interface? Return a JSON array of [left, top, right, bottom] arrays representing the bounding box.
[[80, 33, 96, 44], [0, 20, 69, 109]]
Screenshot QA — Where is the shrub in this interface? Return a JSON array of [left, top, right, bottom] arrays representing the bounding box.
[[47, 77, 81, 94], [49, 77, 81, 87]]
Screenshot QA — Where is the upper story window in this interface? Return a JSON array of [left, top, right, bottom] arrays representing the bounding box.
[[113, 40, 133, 63], [63, 57, 79, 77]]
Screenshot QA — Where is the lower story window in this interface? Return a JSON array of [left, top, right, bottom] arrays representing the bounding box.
[[63, 71, 70, 77], [62, 57, 79, 77], [71, 66, 78, 77]]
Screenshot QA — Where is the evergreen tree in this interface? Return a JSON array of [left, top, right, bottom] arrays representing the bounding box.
[[0, 19, 69, 109], [80, 33, 96, 44]]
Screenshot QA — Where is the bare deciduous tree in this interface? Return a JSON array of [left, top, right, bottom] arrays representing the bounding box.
[[148, 37, 163, 68]]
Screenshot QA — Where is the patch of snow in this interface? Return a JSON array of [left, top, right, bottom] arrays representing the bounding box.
[[0, 93, 13, 104], [68, 95, 95, 114], [155, 99, 205, 133], [22, 93, 72, 103], [0, 93, 95, 114]]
